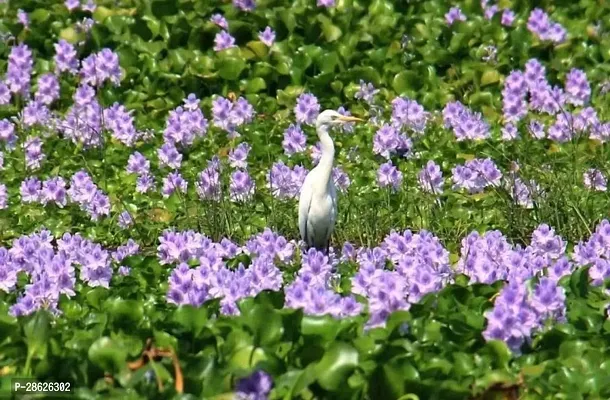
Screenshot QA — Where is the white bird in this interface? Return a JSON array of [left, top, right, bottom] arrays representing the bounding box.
[[298, 110, 363, 253]]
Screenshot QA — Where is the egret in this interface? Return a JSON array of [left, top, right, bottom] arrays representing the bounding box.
[[298, 110, 363, 253]]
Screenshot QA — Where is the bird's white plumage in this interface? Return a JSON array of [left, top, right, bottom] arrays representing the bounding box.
[[298, 110, 359, 252]]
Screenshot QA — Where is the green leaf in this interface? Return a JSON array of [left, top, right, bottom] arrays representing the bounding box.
[[88, 337, 127, 373], [313, 342, 359, 391], [172, 305, 209, 336], [215, 56, 247, 80]]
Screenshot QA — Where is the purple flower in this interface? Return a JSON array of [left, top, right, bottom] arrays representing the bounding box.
[[6, 44, 33, 95], [501, 124, 519, 141], [23, 137, 45, 170], [443, 101, 490, 140], [354, 80, 379, 104], [20, 177, 41, 203], [0, 184, 7, 209], [565, 68, 591, 106], [196, 161, 221, 201], [452, 158, 502, 193], [211, 96, 254, 136], [21, 101, 51, 127], [527, 8, 567, 43], [35, 74, 60, 105], [294, 93, 320, 125], [65, 0, 79, 11], [17, 9, 29, 29], [332, 167, 351, 193], [210, 14, 228, 30], [229, 170, 255, 202], [377, 161, 403, 191], [445, 7, 466, 25], [236, 370, 273, 400], [267, 162, 304, 199], [528, 120, 546, 139], [82, 0, 96, 12], [228, 142, 251, 169], [317, 0, 335, 7], [391, 97, 428, 134], [54, 40, 79, 74], [214, 31, 236, 52], [136, 174, 154, 193], [501, 9, 515, 26], [126, 152, 150, 175], [418, 160, 444, 195], [41, 177, 68, 208], [233, 0, 255, 11], [162, 172, 188, 198], [158, 143, 183, 169], [0, 82, 11, 105], [373, 124, 412, 159], [259, 26, 275, 47], [0, 119, 17, 148], [80, 49, 121, 87], [164, 103, 208, 146], [118, 211, 134, 229], [583, 169, 607, 192], [282, 124, 307, 156]]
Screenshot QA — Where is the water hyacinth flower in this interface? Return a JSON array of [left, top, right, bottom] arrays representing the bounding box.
[[118, 211, 134, 229], [35, 73, 60, 105], [23, 137, 45, 170], [442, 101, 490, 140], [164, 99, 209, 146], [0, 82, 11, 105], [235, 370, 273, 400], [65, 0, 79, 11], [20, 177, 41, 203], [162, 172, 188, 198], [228, 142, 252, 169], [0, 119, 17, 148], [214, 31, 236, 52], [355, 80, 379, 104], [564, 68, 591, 106], [317, 0, 336, 7], [229, 170, 255, 202], [501, 9, 515, 26], [258, 26, 275, 47], [6, 44, 33, 95], [373, 124, 412, 159], [81, 0, 96, 12], [583, 169, 607, 192], [0, 183, 7, 209], [75, 17, 95, 34], [157, 142, 183, 169], [126, 152, 150, 176], [17, 9, 29, 29], [211, 96, 254, 136], [483, 279, 566, 354], [103, 103, 143, 146], [233, 0, 255, 11], [282, 124, 307, 156], [80, 49, 121, 87], [210, 14, 228, 29], [418, 160, 444, 195], [445, 7, 466, 25], [527, 8, 567, 43], [267, 162, 305, 199], [21, 101, 51, 127], [377, 161, 403, 191], [501, 124, 519, 141], [508, 176, 541, 209], [332, 167, 351, 193], [196, 160, 222, 201], [41, 177, 68, 208], [391, 97, 428, 134], [452, 158, 502, 193], [294, 93, 320, 125]]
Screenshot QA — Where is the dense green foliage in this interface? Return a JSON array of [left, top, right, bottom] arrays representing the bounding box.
[[0, 0, 610, 399]]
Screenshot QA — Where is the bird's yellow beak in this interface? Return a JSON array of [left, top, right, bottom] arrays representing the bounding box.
[[337, 115, 364, 123]]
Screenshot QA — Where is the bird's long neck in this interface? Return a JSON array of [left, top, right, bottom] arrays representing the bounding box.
[[315, 124, 335, 190]]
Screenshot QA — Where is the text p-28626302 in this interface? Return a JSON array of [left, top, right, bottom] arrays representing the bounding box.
[[12, 378, 72, 395]]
